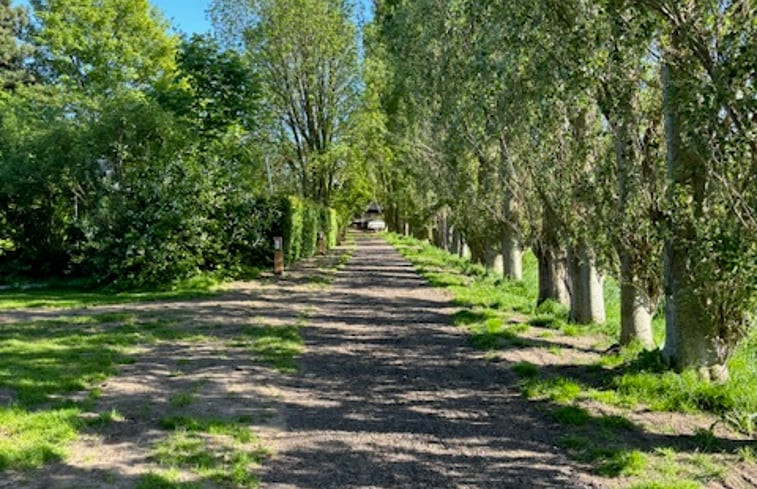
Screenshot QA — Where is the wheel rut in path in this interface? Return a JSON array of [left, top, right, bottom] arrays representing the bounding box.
[[261, 235, 596, 489]]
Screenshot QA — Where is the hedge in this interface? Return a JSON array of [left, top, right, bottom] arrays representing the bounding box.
[[278, 196, 338, 265]]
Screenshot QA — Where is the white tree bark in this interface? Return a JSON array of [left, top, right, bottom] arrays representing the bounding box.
[[619, 254, 655, 348], [485, 244, 503, 275], [498, 134, 523, 281], [568, 243, 605, 324], [501, 231, 522, 280]]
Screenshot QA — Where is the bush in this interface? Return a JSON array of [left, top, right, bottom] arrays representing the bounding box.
[[327, 208, 339, 247], [277, 196, 337, 265]]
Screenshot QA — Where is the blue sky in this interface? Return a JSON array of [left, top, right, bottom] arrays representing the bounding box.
[[152, 0, 213, 35], [13, 0, 373, 35], [12, 0, 214, 34]]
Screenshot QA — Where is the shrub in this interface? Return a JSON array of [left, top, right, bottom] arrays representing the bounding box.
[[277, 196, 336, 265]]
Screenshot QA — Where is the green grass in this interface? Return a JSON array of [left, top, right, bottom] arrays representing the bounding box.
[[137, 471, 202, 489], [153, 424, 269, 489], [512, 361, 540, 378], [0, 266, 270, 311], [0, 285, 219, 311], [523, 377, 582, 404], [241, 324, 304, 374], [627, 480, 702, 489], [170, 391, 197, 408], [0, 310, 273, 473], [596, 450, 649, 477], [160, 416, 255, 443], [0, 408, 80, 470], [736, 446, 754, 463], [552, 405, 591, 426], [0, 313, 158, 470], [0, 248, 340, 475]]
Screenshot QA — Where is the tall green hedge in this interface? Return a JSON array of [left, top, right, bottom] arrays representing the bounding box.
[[278, 196, 337, 265], [327, 209, 339, 248]]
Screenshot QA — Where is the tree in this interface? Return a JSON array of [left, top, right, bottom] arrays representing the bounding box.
[[210, 0, 360, 205], [0, 86, 88, 275], [173, 34, 261, 136], [30, 0, 178, 92], [649, 0, 756, 379], [0, 0, 32, 91]]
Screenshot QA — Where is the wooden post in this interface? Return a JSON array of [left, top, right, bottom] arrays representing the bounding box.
[[273, 237, 284, 275], [317, 232, 326, 255]]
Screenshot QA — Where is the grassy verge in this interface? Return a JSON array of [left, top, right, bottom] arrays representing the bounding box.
[[0, 242, 356, 476], [0, 284, 217, 311], [0, 267, 268, 311], [385, 232, 756, 488], [0, 312, 145, 470], [0, 312, 304, 474]]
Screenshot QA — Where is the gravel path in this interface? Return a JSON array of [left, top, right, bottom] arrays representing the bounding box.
[[260, 235, 595, 489]]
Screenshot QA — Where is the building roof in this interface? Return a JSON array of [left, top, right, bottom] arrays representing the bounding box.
[[366, 202, 382, 213]]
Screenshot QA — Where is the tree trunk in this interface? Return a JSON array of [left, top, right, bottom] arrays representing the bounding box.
[[498, 134, 523, 281], [440, 210, 449, 251], [613, 110, 656, 348], [452, 229, 462, 256], [461, 241, 471, 260], [501, 230, 522, 280], [537, 206, 570, 307], [469, 239, 486, 265], [568, 243, 605, 324], [485, 245, 503, 275], [661, 62, 726, 380], [537, 245, 570, 307], [619, 253, 655, 348]]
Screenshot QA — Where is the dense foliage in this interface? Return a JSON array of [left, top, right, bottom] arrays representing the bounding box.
[[0, 1, 354, 289], [369, 0, 755, 375]]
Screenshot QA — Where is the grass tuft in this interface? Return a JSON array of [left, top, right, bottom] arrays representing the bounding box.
[[552, 405, 591, 426], [595, 449, 648, 477], [0, 407, 80, 470], [512, 362, 539, 378], [242, 324, 303, 374], [522, 377, 582, 404]]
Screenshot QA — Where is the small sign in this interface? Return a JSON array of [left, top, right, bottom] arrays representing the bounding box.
[[273, 237, 283, 251]]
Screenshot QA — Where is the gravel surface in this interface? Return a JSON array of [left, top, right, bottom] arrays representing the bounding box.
[[260, 235, 596, 489]]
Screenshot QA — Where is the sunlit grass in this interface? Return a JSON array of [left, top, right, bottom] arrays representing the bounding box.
[[237, 324, 304, 374], [0, 287, 217, 311], [153, 416, 270, 489], [0, 408, 80, 470]]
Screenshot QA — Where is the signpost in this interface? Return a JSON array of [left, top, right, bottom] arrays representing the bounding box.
[[273, 237, 284, 275]]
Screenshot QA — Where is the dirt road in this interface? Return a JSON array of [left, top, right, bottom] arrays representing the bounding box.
[[259, 236, 594, 488]]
